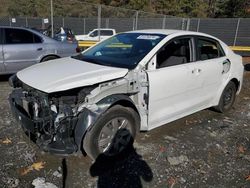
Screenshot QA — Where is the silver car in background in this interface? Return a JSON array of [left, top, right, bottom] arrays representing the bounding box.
[[0, 26, 79, 75]]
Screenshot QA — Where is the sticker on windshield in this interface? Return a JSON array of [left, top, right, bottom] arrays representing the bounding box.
[[137, 35, 160, 40]]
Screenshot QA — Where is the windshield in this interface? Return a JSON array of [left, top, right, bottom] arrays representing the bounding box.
[[73, 33, 166, 69]]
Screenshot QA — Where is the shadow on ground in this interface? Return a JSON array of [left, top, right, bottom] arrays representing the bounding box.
[[89, 129, 153, 188], [245, 63, 250, 71]]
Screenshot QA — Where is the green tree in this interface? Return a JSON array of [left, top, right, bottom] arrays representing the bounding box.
[[3, 0, 250, 18], [214, 0, 250, 17], [8, 0, 50, 17]]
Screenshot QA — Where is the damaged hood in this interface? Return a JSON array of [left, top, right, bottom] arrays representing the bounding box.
[[17, 57, 128, 93]]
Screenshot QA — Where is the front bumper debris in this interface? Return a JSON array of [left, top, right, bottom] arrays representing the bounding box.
[[9, 89, 78, 155]]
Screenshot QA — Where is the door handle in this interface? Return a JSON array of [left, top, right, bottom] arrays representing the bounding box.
[[37, 48, 43, 51], [192, 68, 202, 74], [222, 59, 231, 74]]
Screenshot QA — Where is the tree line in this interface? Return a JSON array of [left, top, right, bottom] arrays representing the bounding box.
[[0, 0, 249, 18]]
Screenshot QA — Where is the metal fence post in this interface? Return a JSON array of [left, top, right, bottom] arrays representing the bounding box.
[[181, 18, 185, 30], [25, 17, 28, 27], [62, 17, 65, 27], [162, 15, 166, 29], [50, 0, 54, 38], [132, 18, 135, 30], [83, 18, 86, 34], [233, 18, 241, 46], [186, 18, 190, 31], [105, 18, 109, 28], [97, 5, 101, 41], [196, 18, 200, 32], [135, 11, 139, 30], [42, 18, 44, 29], [9, 17, 11, 26]]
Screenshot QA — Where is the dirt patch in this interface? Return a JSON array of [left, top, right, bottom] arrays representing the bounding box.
[[0, 60, 250, 187], [243, 57, 250, 63]]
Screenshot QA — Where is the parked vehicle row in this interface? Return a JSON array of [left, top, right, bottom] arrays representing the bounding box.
[[0, 26, 79, 75], [9, 29, 244, 160]]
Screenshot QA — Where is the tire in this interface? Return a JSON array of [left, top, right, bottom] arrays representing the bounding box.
[[214, 81, 237, 113], [83, 105, 140, 160], [41, 56, 58, 62]]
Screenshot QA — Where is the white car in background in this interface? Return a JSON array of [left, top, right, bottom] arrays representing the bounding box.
[[9, 30, 244, 160], [75, 28, 116, 41]]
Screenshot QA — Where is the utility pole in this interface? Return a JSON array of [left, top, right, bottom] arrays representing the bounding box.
[[97, 5, 101, 41]]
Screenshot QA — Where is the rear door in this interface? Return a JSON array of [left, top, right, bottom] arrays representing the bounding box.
[[3, 28, 44, 73], [192, 37, 226, 104], [0, 28, 4, 73]]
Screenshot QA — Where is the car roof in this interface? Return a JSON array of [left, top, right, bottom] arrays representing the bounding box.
[[93, 28, 115, 30], [0, 26, 32, 30], [0, 26, 57, 42]]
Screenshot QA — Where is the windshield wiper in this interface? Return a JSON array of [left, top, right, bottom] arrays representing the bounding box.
[[72, 55, 108, 66]]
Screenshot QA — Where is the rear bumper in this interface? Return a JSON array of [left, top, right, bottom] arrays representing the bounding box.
[[9, 90, 78, 155]]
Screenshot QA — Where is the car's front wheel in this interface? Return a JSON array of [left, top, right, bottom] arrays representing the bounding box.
[[214, 81, 237, 113], [83, 105, 139, 160]]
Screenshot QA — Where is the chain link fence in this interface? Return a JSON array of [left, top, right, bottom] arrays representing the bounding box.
[[0, 2, 250, 48]]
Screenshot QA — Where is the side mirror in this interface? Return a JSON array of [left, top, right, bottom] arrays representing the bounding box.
[[147, 55, 157, 71]]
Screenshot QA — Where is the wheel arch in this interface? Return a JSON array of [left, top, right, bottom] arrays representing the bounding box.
[[213, 77, 241, 108], [40, 54, 60, 62], [109, 99, 140, 118], [74, 94, 140, 153], [230, 78, 240, 93]]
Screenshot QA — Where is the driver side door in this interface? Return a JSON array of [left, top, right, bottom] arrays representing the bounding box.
[[147, 36, 203, 130]]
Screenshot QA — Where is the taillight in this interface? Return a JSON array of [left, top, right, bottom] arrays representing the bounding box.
[[76, 47, 81, 53], [67, 37, 73, 41]]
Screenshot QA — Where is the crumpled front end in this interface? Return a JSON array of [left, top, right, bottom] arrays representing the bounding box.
[[8, 75, 87, 155]]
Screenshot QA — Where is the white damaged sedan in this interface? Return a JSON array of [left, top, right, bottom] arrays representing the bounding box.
[[9, 30, 244, 159]]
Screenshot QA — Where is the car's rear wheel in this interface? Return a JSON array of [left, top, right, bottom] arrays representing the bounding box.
[[83, 105, 139, 160], [214, 81, 237, 113]]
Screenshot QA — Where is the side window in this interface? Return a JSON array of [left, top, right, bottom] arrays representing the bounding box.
[[100, 30, 113, 36], [90, 30, 98, 37], [197, 38, 225, 60], [157, 38, 192, 68], [5, 28, 35, 44]]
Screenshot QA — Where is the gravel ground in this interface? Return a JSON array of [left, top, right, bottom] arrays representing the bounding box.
[[0, 58, 250, 188]]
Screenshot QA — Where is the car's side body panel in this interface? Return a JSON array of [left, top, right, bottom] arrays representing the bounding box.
[[3, 43, 45, 73]]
